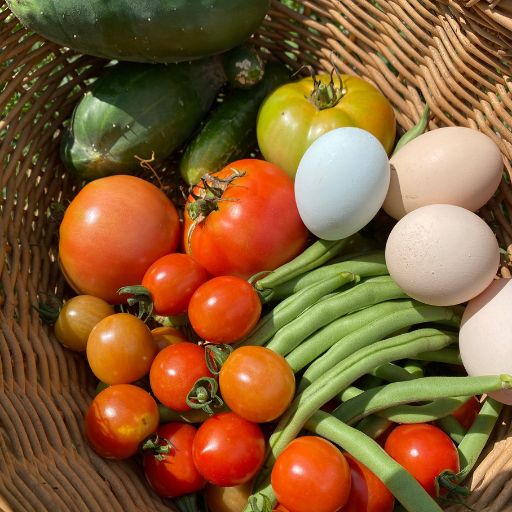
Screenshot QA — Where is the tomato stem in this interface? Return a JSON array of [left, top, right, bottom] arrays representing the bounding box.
[[117, 285, 154, 321], [186, 376, 224, 415], [204, 344, 234, 375], [141, 434, 174, 462], [308, 65, 346, 110], [248, 494, 273, 512]]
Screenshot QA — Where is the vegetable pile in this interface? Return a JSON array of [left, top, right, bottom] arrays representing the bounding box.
[[25, 3, 512, 512]]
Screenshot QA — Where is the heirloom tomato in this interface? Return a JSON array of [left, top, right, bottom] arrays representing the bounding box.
[[256, 73, 396, 177], [183, 159, 308, 279], [59, 175, 180, 303]]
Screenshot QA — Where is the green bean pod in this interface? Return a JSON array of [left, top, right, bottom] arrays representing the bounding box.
[[265, 277, 408, 356], [437, 415, 468, 445], [355, 415, 394, 439], [369, 362, 422, 382], [392, 103, 430, 156], [413, 347, 462, 365]]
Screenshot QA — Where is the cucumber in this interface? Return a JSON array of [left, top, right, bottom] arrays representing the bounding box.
[[180, 62, 291, 186], [7, 0, 270, 64]]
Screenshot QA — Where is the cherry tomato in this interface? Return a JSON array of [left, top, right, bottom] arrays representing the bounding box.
[[54, 295, 114, 352], [151, 326, 188, 351], [452, 396, 481, 430], [85, 384, 159, 459], [219, 346, 295, 422], [192, 412, 265, 487], [59, 175, 180, 303], [271, 436, 351, 512], [141, 253, 209, 316], [273, 506, 290, 512], [341, 453, 394, 512], [384, 424, 460, 497], [183, 159, 308, 279], [149, 342, 213, 412], [205, 481, 253, 512], [143, 422, 205, 498], [188, 276, 262, 344], [86, 313, 157, 384]]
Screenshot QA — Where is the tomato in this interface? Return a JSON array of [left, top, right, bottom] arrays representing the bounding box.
[[59, 175, 180, 303], [85, 384, 159, 459], [188, 276, 262, 344], [151, 326, 188, 351], [149, 342, 213, 412], [271, 436, 351, 512], [256, 73, 396, 178], [86, 313, 157, 384], [205, 481, 253, 512], [219, 346, 295, 422], [384, 424, 460, 497], [141, 253, 209, 316], [452, 396, 481, 430], [341, 453, 394, 512], [183, 159, 309, 279], [273, 506, 290, 512], [54, 295, 114, 352], [143, 422, 205, 498], [192, 412, 265, 487]]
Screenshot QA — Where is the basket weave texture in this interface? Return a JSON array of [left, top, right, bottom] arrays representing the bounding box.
[[1, 1, 512, 511]]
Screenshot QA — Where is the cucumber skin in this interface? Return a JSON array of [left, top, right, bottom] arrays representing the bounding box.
[[60, 58, 227, 181], [7, 0, 270, 63], [180, 62, 291, 186]]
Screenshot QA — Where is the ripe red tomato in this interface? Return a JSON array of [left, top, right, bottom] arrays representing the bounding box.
[[341, 453, 394, 512], [142, 253, 209, 316], [86, 313, 157, 384], [192, 412, 265, 487], [188, 276, 262, 344], [219, 346, 295, 422], [149, 342, 213, 412], [151, 326, 188, 351], [183, 159, 309, 279], [85, 384, 159, 459], [384, 424, 460, 497], [143, 422, 206, 498], [452, 396, 481, 430], [59, 175, 180, 303], [204, 481, 253, 512], [271, 436, 351, 512]]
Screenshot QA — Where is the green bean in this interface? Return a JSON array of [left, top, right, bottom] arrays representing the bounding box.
[[413, 347, 462, 365], [237, 272, 357, 348], [402, 360, 426, 378], [354, 415, 394, 439], [369, 362, 419, 382], [436, 415, 468, 445], [266, 277, 408, 356], [392, 103, 430, 155], [269, 250, 388, 301], [331, 375, 510, 425], [254, 237, 355, 291], [297, 302, 460, 390]]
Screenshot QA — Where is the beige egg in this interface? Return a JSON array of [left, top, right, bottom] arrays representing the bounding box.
[[385, 204, 500, 306], [383, 126, 503, 220]]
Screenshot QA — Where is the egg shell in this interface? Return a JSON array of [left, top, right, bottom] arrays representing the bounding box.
[[294, 127, 390, 241], [459, 279, 512, 404], [383, 126, 503, 220], [385, 204, 500, 306]]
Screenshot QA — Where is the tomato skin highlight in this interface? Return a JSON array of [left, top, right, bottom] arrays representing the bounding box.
[[219, 346, 295, 422], [59, 175, 180, 304], [142, 253, 209, 316], [143, 422, 206, 498], [384, 424, 460, 497], [149, 342, 213, 412], [341, 453, 395, 512], [86, 313, 157, 384], [188, 276, 262, 344], [150, 326, 188, 351], [271, 436, 351, 512], [85, 384, 159, 459], [183, 159, 309, 279], [192, 412, 266, 487]]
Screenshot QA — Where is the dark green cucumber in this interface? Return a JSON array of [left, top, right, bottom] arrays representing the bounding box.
[[7, 0, 270, 64], [60, 58, 227, 181], [180, 62, 291, 185]]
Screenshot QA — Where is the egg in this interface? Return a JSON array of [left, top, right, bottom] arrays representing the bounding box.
[[294, 127, 390, 240], [383, 126, 503, 220], [385, 204, 500, 306], [460, 279, 512, 404]]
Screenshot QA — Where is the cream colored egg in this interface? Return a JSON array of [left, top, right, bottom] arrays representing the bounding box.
[[385, 204, 500, 306], [383, 127, 503, 220], [460, 279, 512, 404]]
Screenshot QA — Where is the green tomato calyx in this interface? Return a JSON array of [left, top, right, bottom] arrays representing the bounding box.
[[309, 66, 346, 110]]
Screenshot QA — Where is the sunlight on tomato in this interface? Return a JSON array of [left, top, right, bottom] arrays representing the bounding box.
[[151, 326, 188, 351], [205, 481, 253, 512]]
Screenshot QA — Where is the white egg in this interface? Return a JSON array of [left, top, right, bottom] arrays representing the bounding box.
[[294, 127, 390, 240], [460, 278, 512, 405]]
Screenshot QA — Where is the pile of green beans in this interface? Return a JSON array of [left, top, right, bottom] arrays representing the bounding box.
[[237, 238, 505, 512]]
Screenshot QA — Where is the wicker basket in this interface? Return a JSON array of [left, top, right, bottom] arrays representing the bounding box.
[[1, 1, 512, 511]]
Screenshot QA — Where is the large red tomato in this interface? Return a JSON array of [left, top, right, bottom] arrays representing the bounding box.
[[183, 159, 309, 279], [59, 175, 180, 303]]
